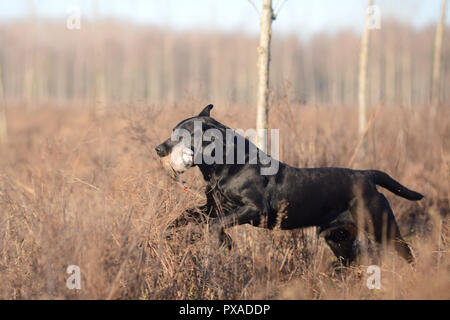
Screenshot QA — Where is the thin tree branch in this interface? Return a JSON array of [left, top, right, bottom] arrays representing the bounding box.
[[248, 0, 261, 15], [274, 0, 288, 19]]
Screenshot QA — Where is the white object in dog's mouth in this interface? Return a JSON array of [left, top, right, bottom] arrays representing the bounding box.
[[169, 143, 194, 174]]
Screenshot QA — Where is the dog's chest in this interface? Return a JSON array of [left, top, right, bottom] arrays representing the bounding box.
[[207, 183, 240, 215]]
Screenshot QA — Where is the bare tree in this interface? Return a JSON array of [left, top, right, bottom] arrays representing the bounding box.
[[93, 0, 106, 116], [0, 63, 7, 144], [431, 0, 448, 114], [1, 9, 450, 109], [255, 0, 274, 152], [357, 0, 374, 156]]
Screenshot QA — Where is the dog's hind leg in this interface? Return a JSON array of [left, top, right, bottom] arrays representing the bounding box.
[[319, 218, 360, 266], [358, 192, 414, 263], [218, 228, 234, 250]]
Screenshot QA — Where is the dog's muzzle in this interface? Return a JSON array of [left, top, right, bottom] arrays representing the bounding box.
[[159, 143, 194, 179]]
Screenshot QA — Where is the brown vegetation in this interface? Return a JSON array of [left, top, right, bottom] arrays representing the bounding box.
[[0, 10, 448, 299], [0, 103, 448, 299]]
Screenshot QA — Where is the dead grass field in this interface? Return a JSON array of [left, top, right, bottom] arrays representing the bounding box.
[[0, 102, 448, 299]]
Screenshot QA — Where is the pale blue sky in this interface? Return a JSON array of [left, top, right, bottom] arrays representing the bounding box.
[[0, 0, 448, 36]]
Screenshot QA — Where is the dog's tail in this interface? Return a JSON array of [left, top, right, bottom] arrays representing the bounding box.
[[369, 170, 424, 201]]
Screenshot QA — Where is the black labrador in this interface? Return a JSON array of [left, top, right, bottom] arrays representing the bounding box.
[[155, 105, 423, 265]]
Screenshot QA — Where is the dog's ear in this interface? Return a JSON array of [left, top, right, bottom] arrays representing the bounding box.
[[198, 104, 213, 117]]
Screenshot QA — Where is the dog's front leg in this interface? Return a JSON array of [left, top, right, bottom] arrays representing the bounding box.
[[164, 208, 206, 242], [168, 206, 209, 229], [217, 228, 234, 250], [207, 205, 261, 249], [209, 205, 262, 229]]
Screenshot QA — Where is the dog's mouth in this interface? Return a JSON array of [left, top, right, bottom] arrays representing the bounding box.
[[159, 143, 194, 180]]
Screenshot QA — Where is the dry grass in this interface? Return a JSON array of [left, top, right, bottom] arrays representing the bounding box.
[[0, 102, 448, 299]]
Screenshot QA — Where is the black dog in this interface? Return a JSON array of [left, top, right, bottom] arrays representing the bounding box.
[[155, 105, 423, 265]]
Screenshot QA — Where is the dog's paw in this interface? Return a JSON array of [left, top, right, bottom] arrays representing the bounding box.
[[219, 231, 234, 250]]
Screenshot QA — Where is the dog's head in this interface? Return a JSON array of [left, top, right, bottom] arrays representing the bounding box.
[[155, 104, 223, 175], [156, 104, 280, 177]]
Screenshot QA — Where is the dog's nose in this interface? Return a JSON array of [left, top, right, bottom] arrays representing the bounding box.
[[155, 145, 163, 156]]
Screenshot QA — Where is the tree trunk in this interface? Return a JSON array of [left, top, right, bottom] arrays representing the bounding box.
[[255, 0, 274, 152], [163, 32, 175, 104], [431, 0, 448, 114], [358, 0, 373, 156], [401, 30, 412, 108], [0, 63, 7, 144], [209, 34, 221, 104], [384, 31, 395, 106], [93, 0, 106, 116]]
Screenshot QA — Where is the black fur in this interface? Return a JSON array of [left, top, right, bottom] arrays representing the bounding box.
[[156, 105, 423, 265]]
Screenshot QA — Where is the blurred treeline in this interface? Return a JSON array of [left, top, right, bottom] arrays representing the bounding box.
[[0, 18, 449, 107]]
